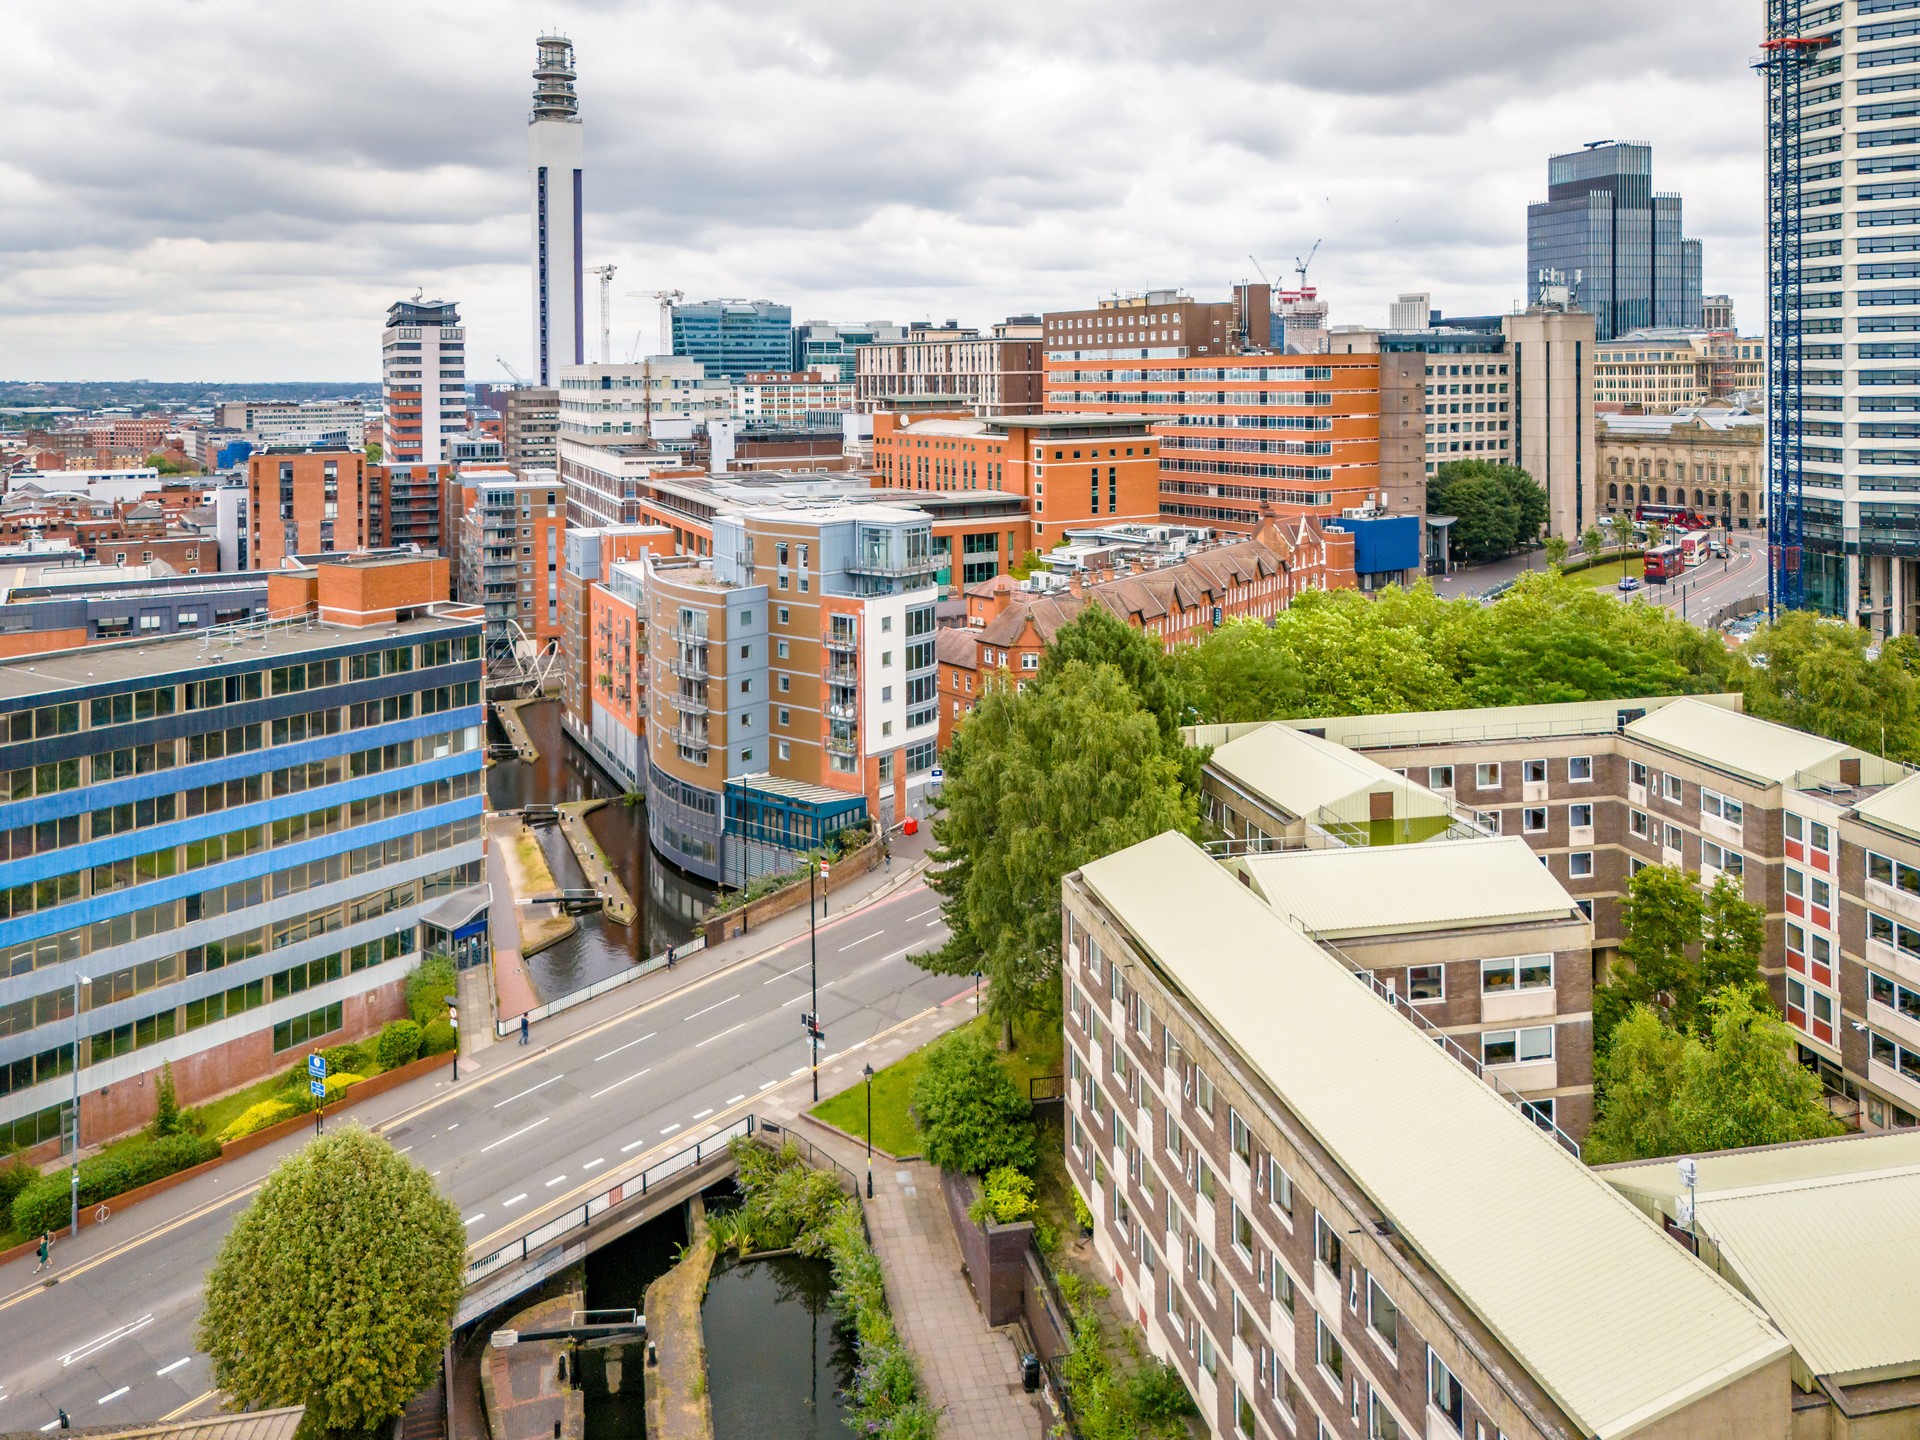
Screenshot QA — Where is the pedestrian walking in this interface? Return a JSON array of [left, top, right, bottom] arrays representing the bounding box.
[[33, 1230, 51, 1273], [520, 1012, 530, 1046]]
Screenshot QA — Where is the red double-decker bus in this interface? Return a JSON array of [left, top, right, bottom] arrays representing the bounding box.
[[1642, 544, 1685, 582], [1634, 505, 1711, 531]]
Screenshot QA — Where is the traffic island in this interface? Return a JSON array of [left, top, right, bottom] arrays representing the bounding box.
[[643, 1196, 716, 1440], [500, 820, 578, 958], [557, 799, 636, 924]]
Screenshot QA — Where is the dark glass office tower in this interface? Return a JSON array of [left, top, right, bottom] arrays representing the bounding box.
[[1526, 142, 1703, 341]]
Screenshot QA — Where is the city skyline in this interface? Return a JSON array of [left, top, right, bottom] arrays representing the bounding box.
[[1, 0, 1763, 382]]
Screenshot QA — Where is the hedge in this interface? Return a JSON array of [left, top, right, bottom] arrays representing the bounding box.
[[421, 1019, 457, 1056], [374, 1019, 422, 1069], [221, 1100, 297, 1144], [11, 1133, 220, 1235]]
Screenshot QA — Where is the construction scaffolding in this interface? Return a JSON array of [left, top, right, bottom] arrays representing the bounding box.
[[1755, 0, 1835, 617]]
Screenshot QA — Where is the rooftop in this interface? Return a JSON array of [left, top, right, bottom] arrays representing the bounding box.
[[1623, 698, 1859, 787], [1208, 722, 1450, 823], [1077, 832, 1787, 1438], [1603, 1133, 1920, 1385], [1850, 772, 1920, 843], [1240, 835, 1581, 939]]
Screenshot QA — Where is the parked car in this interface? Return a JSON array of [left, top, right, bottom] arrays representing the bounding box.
[[1617, 576, 1642, 593]]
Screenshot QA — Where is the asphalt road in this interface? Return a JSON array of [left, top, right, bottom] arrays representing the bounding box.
[[1619, 543, 1767, 625], [0, 883, 962, 1431]]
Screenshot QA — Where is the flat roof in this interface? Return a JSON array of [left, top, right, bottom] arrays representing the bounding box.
[[992, 412, 1161, 430], [1849, 772, 1920, 843], [1209, 722, 1445, 820], [0, 610, 476, 703], [1623, 697, 1854, 787], [1240, 835, 1581, 939], [1257, 694, 1720, 751], [1077, 832, 1787, 1438], [1604, 1135, 1920, 1384]]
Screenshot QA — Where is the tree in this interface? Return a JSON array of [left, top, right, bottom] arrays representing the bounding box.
[[1008, 549, 1047, 579], [1428, 461, 1549, 562], [1606, 512, 1638, 554], [1599, 863, 1708, 1044], [1586, 988, 1843, 1163], [145, 451, 183, 476], [1737, 611, 1920, 764], [151, 1061, 180, 1137], [1700, 872, 1766, 997], [911, 1032, 1036, 1175], [1581, 525, 1605, 559], [914, 662, 1197, 1040], [364, 442, 383, 463], [1041, 604, 1186, 751], [1543, 535, 1569, 569], [198, 1126, 465, 1434]]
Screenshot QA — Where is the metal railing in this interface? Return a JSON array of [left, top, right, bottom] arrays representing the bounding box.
[[496, 935, 708, 1036], [464, 1113, 753, 1287], [664, 651, 709, 681], [823, 631, 859, 654]]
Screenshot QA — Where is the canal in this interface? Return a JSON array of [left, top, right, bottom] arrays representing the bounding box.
[[487, 700, 719, 1001]]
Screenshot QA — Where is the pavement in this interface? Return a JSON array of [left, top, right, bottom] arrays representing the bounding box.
[[0, 820, 959, 1432]]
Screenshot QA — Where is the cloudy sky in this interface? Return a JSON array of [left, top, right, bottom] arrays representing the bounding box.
[[0, 0, 1765, 383]]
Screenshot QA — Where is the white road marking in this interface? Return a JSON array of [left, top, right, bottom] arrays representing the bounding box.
[[480, 1117, 549, 1153], [446, 1123, 459, 1131], [905, 907, 938, 921], [780, 993, 807, 1008], [502, 1193, 529, 1208], [792, 1067, 808, 1076], [726, 1094, 746, 1105], [759, 1080, 777, 1090], [492, 1075, 563, 1108], [696, 1022, 746, 1047], [157, 1359, 192, 1376], [582, 1157, 605, 1170], [620, 1138, 648, 1153], [589, 1066, 650, 1099], [925, 919, 942, 928], [684, 994, 739, 1022], [593, 1031, 656, 1063], [396, 1146, 413, 1155], [62, 1315, 154, 1367], [545, 1175, 567, 1187], [661, 1123, 682, 1135], [691, 1108, 713, 1121], [463, 1213, 485, 1226], [42, 1421, 60, 1431], [837, 931, 883, 952], [98, 1388, 131, 1406], [761, 962, 809, 986]]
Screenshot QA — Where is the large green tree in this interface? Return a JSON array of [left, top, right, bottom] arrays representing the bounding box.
[[911, 1031, 1037, 1175], [1428, 461, 1549, 562], [1737, 611, 1920, 763], [1587, 987, 1843, 1163], [198, 1125, 466, 1434], [914, 661, 1196, 1038], [1598, 863, 1769, 1048]]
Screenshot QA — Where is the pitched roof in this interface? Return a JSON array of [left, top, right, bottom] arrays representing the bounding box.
[[1208, 722, 1422, 820], [934, 627, 978, 668], [1077, 833, 1788, 1439], [1623, 698, 1854, 786]]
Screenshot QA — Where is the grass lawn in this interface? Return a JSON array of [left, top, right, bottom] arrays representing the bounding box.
[[811, 1012, 1063, 1157], [1576, 557, 1646, 588]]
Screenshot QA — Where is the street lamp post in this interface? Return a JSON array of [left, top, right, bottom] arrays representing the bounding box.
[[863, 1062, 875, 1198], [70, 974, 89, 1239], [444, 996, 459, 1081], [809, 860, 820, 1102], [973, 970, 981, 1016]]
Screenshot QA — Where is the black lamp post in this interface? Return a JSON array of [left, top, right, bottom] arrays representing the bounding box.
[[863, 1062, 875, 1198], [444, 995, 459, 1081]]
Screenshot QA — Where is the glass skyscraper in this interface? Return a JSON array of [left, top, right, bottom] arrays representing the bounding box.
[[1526, 142, 1703, 341], [670, 299, 793, 379]]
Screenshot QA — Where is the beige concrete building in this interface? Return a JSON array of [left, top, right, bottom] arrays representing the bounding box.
[[1064, 831, 1791, 1440], [1506, 305, 1598, 542], [1596, 409, 1765, 530], [1594, 330, 1766, 415]]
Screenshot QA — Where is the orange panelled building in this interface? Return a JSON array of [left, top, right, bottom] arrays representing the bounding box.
[[246, 450, 375, 569], [1041, 349, 1426, 534]]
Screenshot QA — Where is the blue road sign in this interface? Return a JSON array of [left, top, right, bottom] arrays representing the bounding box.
[[309, 1079, 326, 1098], [308, 1053, 327, 1078]]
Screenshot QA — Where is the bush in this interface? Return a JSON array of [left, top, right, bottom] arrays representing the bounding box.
[[910, 1033, 1035, 1176], [151, 1061, 182, 1138], [967, 1165, 1035, 1227], [375, 1020, 423, 1070], [0, 1158, 38, 1213], [320, 1043, 367, 1077], [221, 1101, 299, 1145], [322, 1073, 364, 1103], [405, 957, 459, 1030], [420, 1019, 458, 1056], [11, 1133, 220, 1234]]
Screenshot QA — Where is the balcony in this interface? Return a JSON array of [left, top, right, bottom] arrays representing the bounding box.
[[847, 552, 937, 579], [826, 732, 858, 759], [824, 630, 858, 655], [664, 650, 709, 681], [828, 661, 859, 686], [665, 623, 710, 648], [672, 722, 710, 754], [826, 698, 857, 721], [670, 690, 709, 717]]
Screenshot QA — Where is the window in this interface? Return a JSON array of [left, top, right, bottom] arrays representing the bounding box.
[[1629, 809, 1651, 839], [1481, 956, 1552, 993], [1630, 760, 1649, 788], [1482, 1026, 1554, 1066], [272, 1001, 343, 1052], [1427, 765, 1453, 790], [1198, 1327, 1219, 1377], [1233, 1202, 1254, 1262], [1523, 758, 1547, 784], [1197, 1243, 1218, 1297], [1192, 1064, 1215, 1117], [1366, 1277, 1399, 1353], [1701, 841, 1743, 877], [1369, 1390, 1402, 1440], [1316, 1317, 1345, 1385], [1568, 802, 1593, 829], [1568, 755, 1593, 781], [1407, 965, 1444, 1001], [1700, 788, 1744, 828], [1569, 851, 1593, 878], [1662, 773, 1683, 802], [1522, 807, 1547, 833], [1475, 762, 1500, 789], [1230, 1107, 1253, 1164], [1235, 1384, 1257, 1439], [1868, 851, 1920, 895], [1268, 1157, 1294, 1215], [1198, 1161, 1218, 1206], [1664, 823, 1684, 852], [1429, 1350, 1466, 1433], [1315, 1212, 1343, 1277]]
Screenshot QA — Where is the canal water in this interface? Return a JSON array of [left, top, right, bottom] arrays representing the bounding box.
[[578, 1205, 688, 1440], [703, 1253, 855, 1440], [486, 700, 718, 1001]]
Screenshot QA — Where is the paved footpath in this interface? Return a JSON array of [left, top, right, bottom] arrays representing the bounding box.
[[765, 1027, 1048, 1439]]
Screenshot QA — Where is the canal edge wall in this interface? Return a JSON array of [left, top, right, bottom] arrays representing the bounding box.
[[494, 698, 541, 762], [557, 798, 637, 925], [643, 1195, 717, 1440]]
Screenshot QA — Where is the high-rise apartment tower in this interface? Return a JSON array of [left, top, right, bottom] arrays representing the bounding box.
[[529, 36, 584, 386], [380, 298, 466, 468]]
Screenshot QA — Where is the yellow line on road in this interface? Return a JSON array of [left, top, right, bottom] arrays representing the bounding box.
[[159, 1389, 218, 1421]]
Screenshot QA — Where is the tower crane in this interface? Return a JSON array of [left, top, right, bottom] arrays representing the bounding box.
[[1293, 240, 1321, 291], [626, 289, 685, 360], [585, 264, 618, 364], [495, 355, 528, 384]]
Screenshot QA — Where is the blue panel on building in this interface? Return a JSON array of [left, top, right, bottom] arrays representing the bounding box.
[[1345, 516, 1421, 576]]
